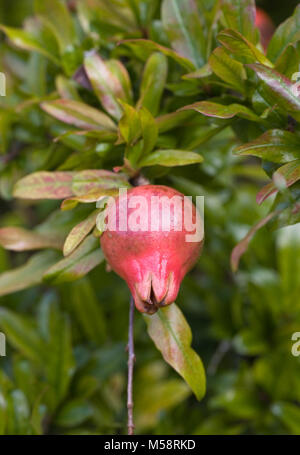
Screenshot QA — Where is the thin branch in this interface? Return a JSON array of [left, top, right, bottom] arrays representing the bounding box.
[[127, 295, 135, 435]]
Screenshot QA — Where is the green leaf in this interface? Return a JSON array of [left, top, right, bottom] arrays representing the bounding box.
[[34, 0, 76, 53], [84, 52, 131, 120], [6, 390, 31, 435], [271, 402, 300, 435], [42, 301, 75, 404], [209, 47, 246, 94], [156, 110, 195, 133], [0, 227, 63, 252], [137, 53, 168, 116], [61, 188, 119, 211], [267, 4, 300, 62], [0, 308, 46, 364], [161, 0, 206, 67], [274, 44, 300, 79], [0, 25, 60, 65], [247, 63, 300, 120], [13, 171, 74, 200], [121, 39, 196, 71], [139, 107, 159, 156], [277, 223, 300, 307], [144, 304, 206, 400], [139, 149, 203, 167], [67, 278, 107, 344], [180, 101, 260, 121], [43, 235, 104, 284], [41, 100, 117, 131], [257, 159, 300, 204], [221, 0, 257, 43], [72, 170, 129, 196], [63, 210, 100, 257], [54, 399, 93, 428], [236, 130, 300, 163], [217, 29, 273, 66], [0, 251, 59, 297], [118, 102, 142, 145]]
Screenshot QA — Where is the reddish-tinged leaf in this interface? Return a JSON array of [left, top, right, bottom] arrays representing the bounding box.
[[180, 101, 259, 121], [43, 235, 104, 284], [72, 170, 130, 196], [231, 211, 280, 272], [235, 130, 300, 163], [144, 303, 206, 400], [0, 251, 59, 297], [247, 64, 300, 118], [217, 29, 273, 66], [61, 188, 119, 211], [63, 210, 100, 257], [120, 39, 196, 71], [41, 99, 117, 131], [84, 52, 131, 120], [13, 172, 74, 200], [257, 159, 300, 204], [161, 0, 205, 67], [0, 227, 63, 251]]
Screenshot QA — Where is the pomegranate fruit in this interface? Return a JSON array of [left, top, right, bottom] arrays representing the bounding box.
[[100, 185, 204, 314], [255, 8, 275, 51]]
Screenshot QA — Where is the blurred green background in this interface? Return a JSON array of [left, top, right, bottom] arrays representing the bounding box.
[[0, 0, 300, 435]]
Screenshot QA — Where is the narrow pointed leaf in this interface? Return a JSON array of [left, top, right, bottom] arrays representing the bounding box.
[[236, 130, 300, 163], [267, 5, 300, 62], [121, 39, 196, 71], [144, 304, 206, 400], [0, 308, 46, 364], [13, 172, 74, 200], [34, 0, 76, 53], [72, 170, 130, 196], [161, 0, 206, 67], [137, 53, 168, 116], [41, 100, 117, 131], [209, 47, 246, 93], [0, 227, 63, 252], [43, 235, 104, 284], [217, 29, 273, 66], [180, 101, 260, 121], [257, 159, 300, 204], [0, 25, 60, 65], [84, 52, 131, 120], [63, 210, 100, 257], [139, 149, 203, 167], [0, 251, 59, 297], [222, 0, 256, 43], [247, 63, 300, 119]]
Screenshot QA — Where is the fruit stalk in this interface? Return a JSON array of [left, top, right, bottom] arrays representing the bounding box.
[[127, 295, 135, 435]]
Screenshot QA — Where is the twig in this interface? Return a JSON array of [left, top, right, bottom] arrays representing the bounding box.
[[127, 295, 135, 435]]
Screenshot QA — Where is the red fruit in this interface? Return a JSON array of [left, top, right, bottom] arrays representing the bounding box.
[[100, 185, 204, 314], [255, 8, 275, 51]]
